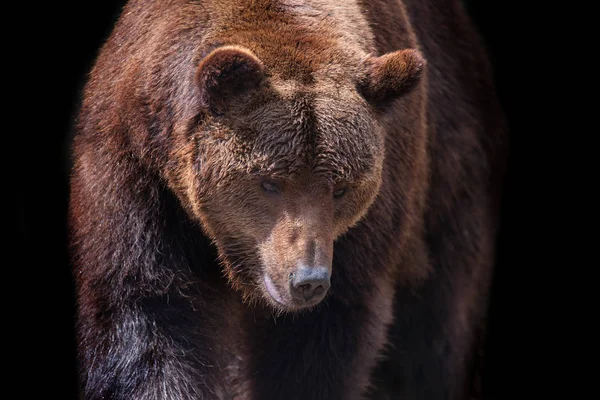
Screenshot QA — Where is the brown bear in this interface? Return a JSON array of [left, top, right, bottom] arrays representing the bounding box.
[[68, 0, 507, 399]]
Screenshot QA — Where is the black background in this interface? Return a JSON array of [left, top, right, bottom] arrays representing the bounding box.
[[17, 1, 540, 399]]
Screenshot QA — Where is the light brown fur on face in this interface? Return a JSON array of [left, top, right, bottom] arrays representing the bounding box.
[[256, 173, 335, 309], [184, 76, 389, 310]]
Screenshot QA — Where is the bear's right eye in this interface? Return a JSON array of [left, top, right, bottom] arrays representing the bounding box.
[[261, 180, 281, 195]]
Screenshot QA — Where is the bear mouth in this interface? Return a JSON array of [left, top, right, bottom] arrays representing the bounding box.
[[263, 273, 287, 306]]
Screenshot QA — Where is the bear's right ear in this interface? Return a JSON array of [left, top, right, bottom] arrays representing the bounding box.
[[196, 45, 265, 115], [357, 48, 426, 112]]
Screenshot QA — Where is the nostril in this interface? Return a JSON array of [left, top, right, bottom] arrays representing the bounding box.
[[298, 283, 312, 292]]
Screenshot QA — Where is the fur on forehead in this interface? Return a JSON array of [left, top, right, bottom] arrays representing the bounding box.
[[224, 84, 381, 182]]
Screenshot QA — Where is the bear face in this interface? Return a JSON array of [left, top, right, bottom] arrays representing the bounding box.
[[171, 45, 424, 312]]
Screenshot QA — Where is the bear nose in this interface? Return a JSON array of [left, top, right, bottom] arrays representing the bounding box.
[[290, 266, 331, 302]]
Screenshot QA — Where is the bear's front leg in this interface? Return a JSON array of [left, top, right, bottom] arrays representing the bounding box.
[[75, 290, 228, 400], [69, 150, 236, 399], [247, 273, 395, 400]]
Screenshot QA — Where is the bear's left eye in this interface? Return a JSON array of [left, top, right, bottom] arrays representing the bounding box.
[[333, 187, 347, 199], [261, 180, 281, 195]]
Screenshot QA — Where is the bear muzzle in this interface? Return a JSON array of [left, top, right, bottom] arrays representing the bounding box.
[[289, 265, 330, 303], [263, 264, 331, 309]]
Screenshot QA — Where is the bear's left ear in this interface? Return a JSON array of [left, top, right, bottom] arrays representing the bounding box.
[[357, 48, 426, 111], [196, 45, 265, 115]]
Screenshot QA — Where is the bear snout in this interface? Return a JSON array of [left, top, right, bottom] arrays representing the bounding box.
[[263, 263, 331, 310]]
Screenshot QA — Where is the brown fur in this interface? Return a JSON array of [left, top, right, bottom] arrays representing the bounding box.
[[69, 1, 507, 399]]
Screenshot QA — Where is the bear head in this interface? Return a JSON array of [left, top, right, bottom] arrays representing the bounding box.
[[173, 44, 425, 312]]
